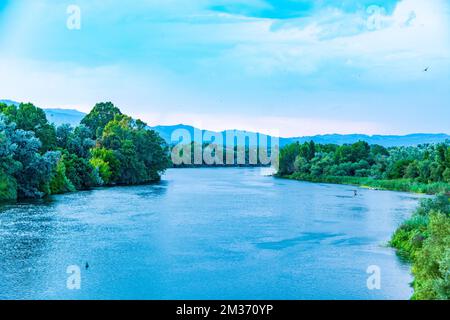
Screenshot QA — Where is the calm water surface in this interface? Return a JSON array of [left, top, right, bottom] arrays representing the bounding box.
[[0, 168, 420, 299]]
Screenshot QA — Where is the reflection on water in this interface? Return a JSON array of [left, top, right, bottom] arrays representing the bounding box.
[[0, 168, 420, 300]]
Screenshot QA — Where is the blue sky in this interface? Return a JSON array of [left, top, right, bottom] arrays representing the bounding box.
[[0, 0, 449, 136]]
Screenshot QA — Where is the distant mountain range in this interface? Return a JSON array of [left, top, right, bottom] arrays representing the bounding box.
[[44, 109, 86, 127], [149, 124, 450, 148], [1, 99, 86, 127], [1, 99, 449, 147], [0, 99, 19, 106]]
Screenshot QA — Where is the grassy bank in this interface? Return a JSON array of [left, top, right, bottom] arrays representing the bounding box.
[[390, 195, 450, 300], [281, 173, 450, 195]]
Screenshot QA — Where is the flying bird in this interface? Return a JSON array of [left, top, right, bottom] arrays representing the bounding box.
[[423, 67, 430, 72]]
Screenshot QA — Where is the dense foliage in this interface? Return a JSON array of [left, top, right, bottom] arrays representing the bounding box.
[[278, 140, 450, 194], [0, 102, 169, 201], [390, 195, 450, 300], [0, 115, 59, 199]]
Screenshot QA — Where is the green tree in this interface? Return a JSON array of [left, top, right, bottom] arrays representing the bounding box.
[[278, 142, 301, 175], [90, 147, 120, 184], [81, 102, 122, 138], [14, 103, 57, 152], [56, 124, 73, 149], [50, 160, 76, 194], [413, 212, 450, 300], [99, 115, 168, 184], [62, 153, 102, 190]]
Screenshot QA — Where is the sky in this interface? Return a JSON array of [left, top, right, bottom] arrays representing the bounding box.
[[0, 0, 449, 137]]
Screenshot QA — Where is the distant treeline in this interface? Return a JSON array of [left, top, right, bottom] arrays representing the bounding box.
[[278, 140, 450, 194], [170, 141, 274, 168], [0, 102, 169, 201]]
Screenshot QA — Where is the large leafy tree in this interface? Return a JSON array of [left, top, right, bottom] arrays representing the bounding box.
[[90, 147, 120, 184], [0, 115, 20, 200], [11, 129, 60, 198], [92, 114, 169, 185], [61, 152, 101, 190], [56, 124, 95, 158], [81, 102, 122, 139], [0, 115, 60, 199], [278, 142, 301, 175], [0, 102, 57, 152]]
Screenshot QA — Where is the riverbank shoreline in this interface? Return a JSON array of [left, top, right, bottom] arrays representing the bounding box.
[[278, 173, 450, 195]]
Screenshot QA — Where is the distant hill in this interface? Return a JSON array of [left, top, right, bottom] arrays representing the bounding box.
[[150, 125, 263, 146], [280, 133, 450, 148], [1, 99, 448, 147], [44, 109, 86, 127], [148, 124, 450, 148], [0, 99, 20, 106], [0, 99, 86, 127]]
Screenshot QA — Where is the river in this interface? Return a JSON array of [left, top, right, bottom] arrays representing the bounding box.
[[0, 168, 419, 299]]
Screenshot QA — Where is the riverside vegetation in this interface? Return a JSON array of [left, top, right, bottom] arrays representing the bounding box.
[[278, 140, 450, 194], [278, 140, 450, 299], [0, 101, 169, 201], [390, 195, 450, 300]]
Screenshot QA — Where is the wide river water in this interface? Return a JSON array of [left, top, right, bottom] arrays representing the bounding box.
[[0, 168, 420, 300]]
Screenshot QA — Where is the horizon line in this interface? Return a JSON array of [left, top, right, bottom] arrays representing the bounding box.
[[2, 99, 450, 138]]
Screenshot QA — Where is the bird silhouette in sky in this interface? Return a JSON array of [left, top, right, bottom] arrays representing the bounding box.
[[423, 67, 430, 72]]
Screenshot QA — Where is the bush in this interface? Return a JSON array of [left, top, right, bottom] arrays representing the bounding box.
[[412, 211, 450, 300], [391, 196, 450, 300], [49, 160, 76, 194], [0, 170, 17, 201], [416, 195, 450, 216], [63, 153, 101, 190]]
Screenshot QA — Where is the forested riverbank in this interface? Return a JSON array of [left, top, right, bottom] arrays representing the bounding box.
[[278, 140, 450, 194], [0, 101, 169, 201], [390, 195, 450, 300], [278, 140, 450, 300]]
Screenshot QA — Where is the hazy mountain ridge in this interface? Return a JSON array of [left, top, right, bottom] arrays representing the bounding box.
[[148, 124, 450, 148], [0, 100, 86, 126], [1, 100, 448, 147], [44, 108, 86, 126], [0, 99, 20, 106]]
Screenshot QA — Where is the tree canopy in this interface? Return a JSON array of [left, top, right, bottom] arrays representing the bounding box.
[[80, 101, 122, 139], [0, 101, 169, 201]]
